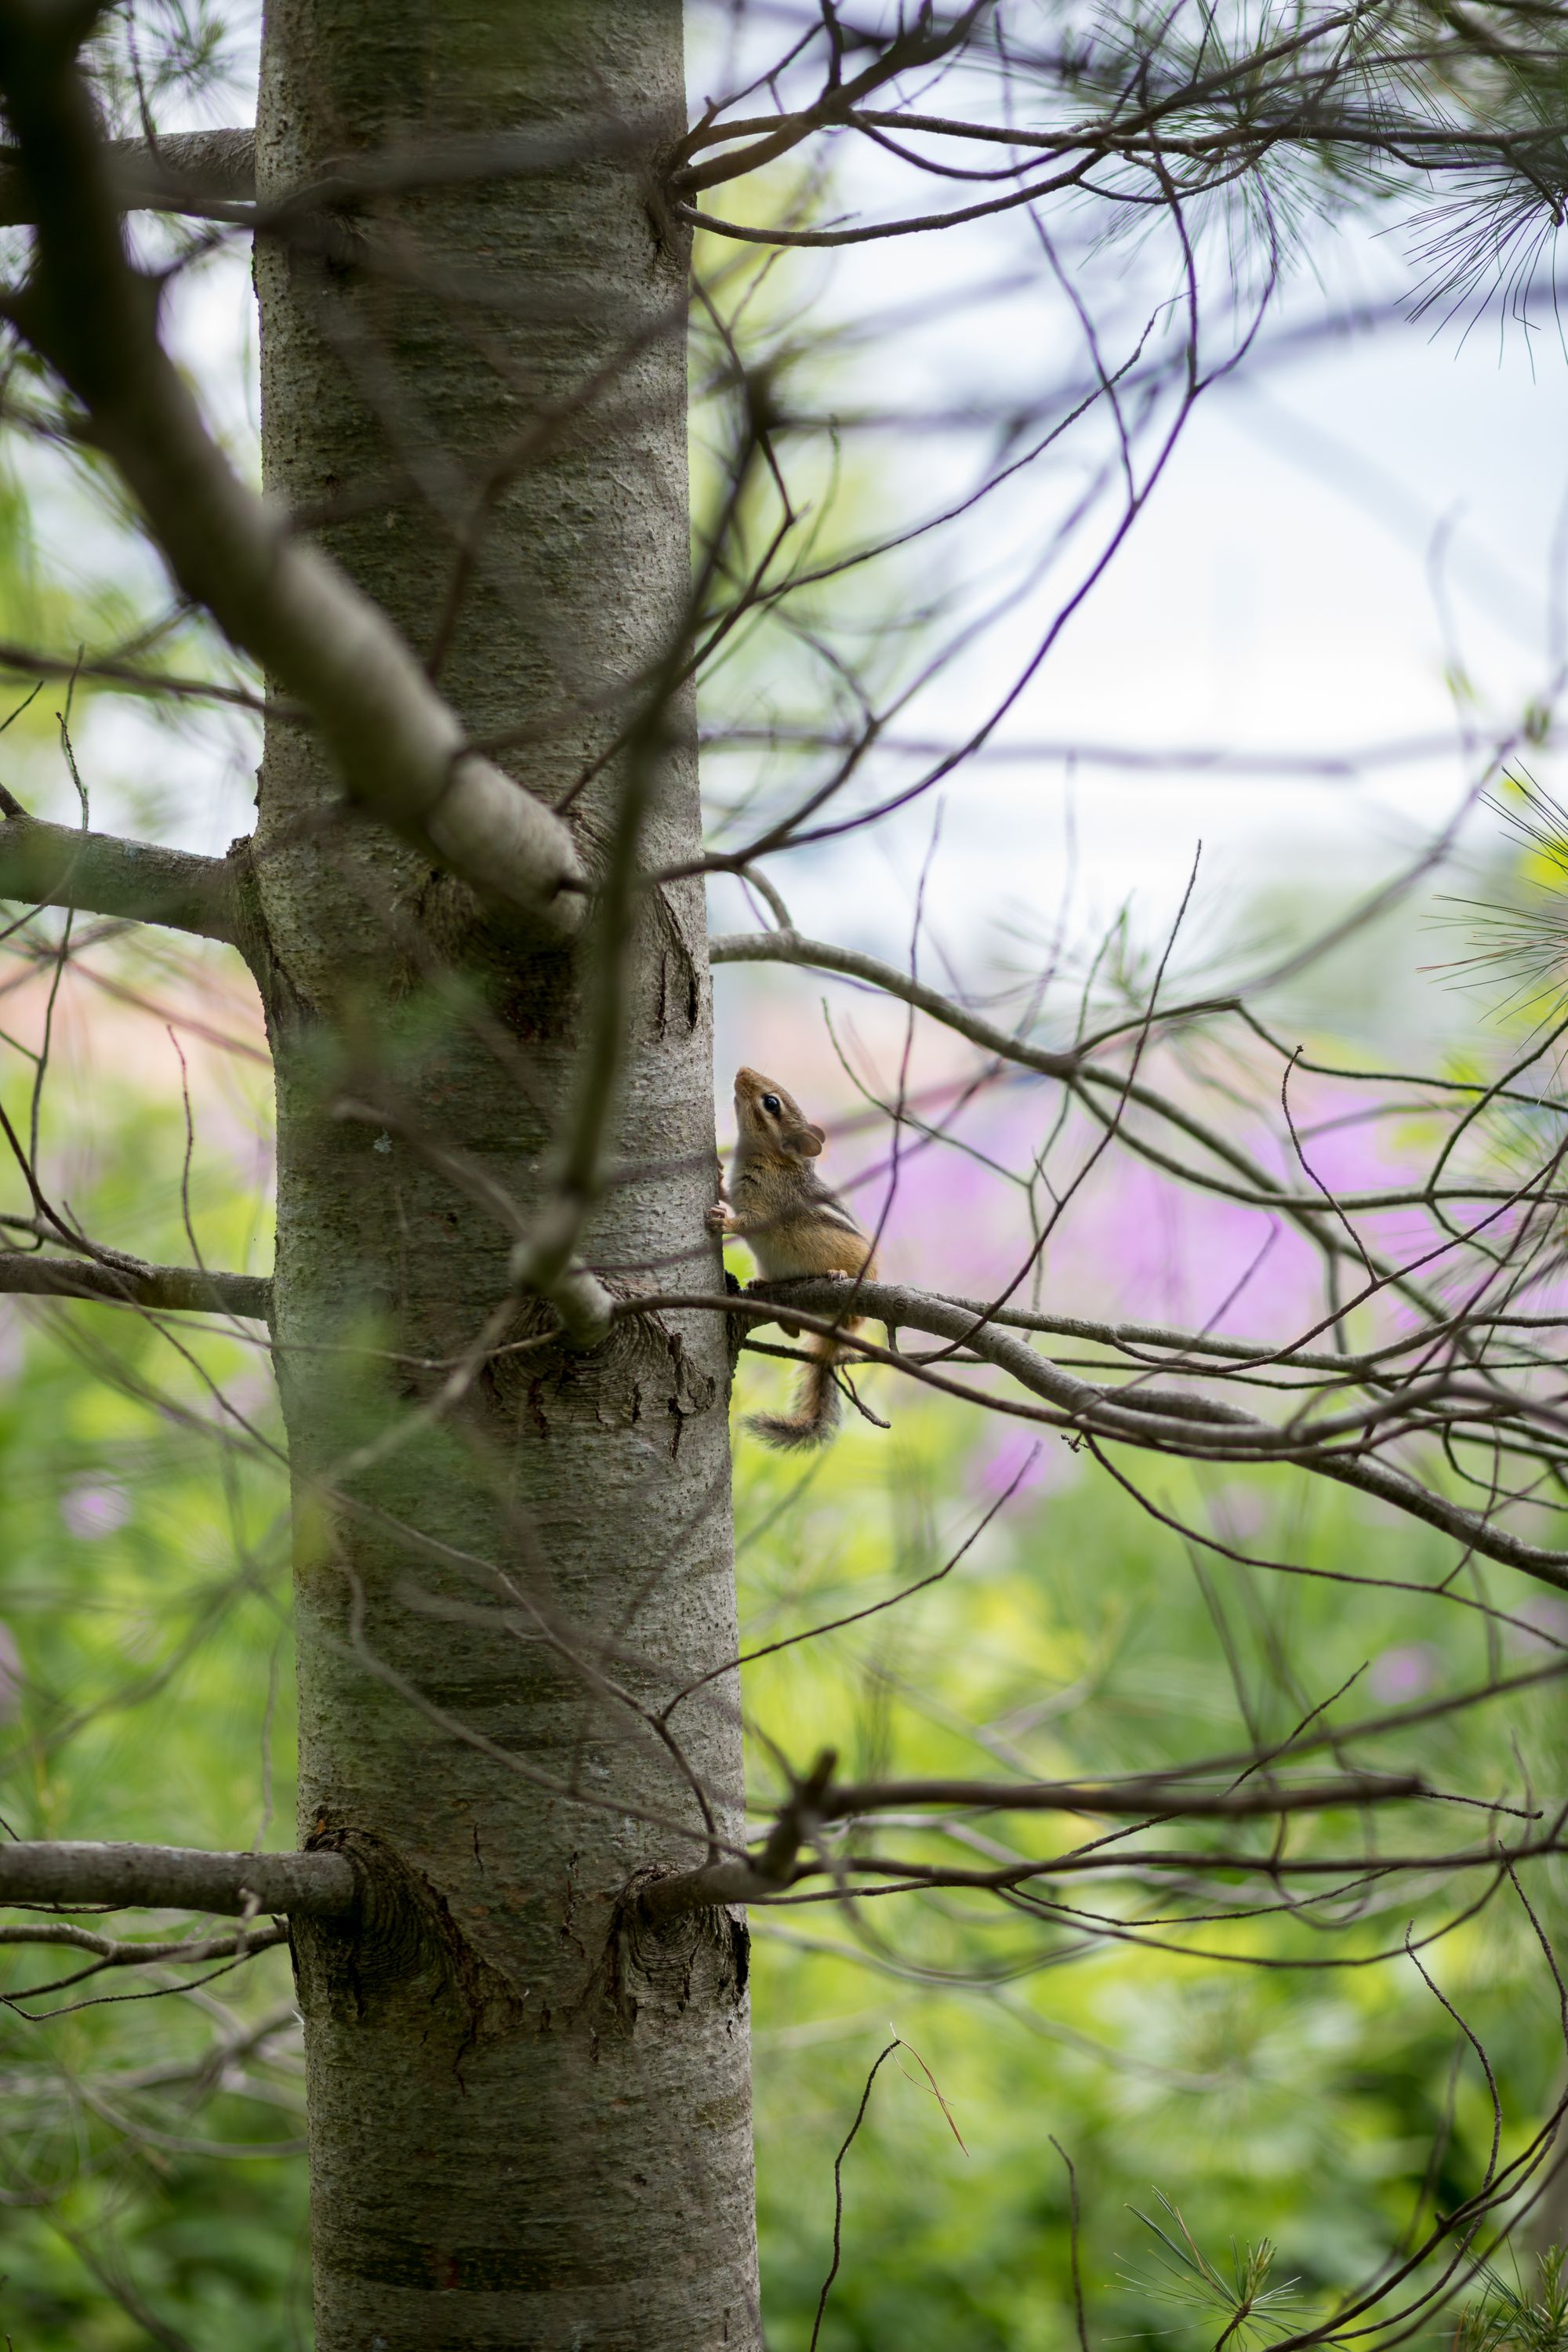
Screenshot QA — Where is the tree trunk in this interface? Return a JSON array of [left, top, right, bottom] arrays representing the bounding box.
[[252, 4, 758, 2343]]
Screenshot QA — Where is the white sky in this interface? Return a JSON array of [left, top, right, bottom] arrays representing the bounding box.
[[705, 210, 1568, 952], [39, 7, 1568, 1069]]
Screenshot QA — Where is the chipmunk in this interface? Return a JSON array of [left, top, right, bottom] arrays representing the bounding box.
[[707, 1065, 878, 1450]]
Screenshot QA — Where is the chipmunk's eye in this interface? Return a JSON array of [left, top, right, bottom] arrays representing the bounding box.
[[761, 1093, 781, 1116]]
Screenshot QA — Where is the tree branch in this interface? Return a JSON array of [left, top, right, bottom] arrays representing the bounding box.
[[0, 812, 241, 944], [0, 116, 670, 229], [815, 1769, 1429, 1823], [0, 638, 274, 713], [641, 1747, 838, 1923], [708, 927, 1078, 1076], [707, 930, 1556, 1366], [0, 1842, 355, 1918], [0, 28, 585, 935], [0, 1917, 289, 1964], [712, 931, 1568, 1203], [0, 126, 256, 225], [756, 1828, 1566, 1899], [0, 1249, 270, 1320], [630, 1284, 1568, 1591], [642, 1762, 1433, 1920], [673, 5, 990, 194]]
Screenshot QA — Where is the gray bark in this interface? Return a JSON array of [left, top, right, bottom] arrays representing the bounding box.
[[252, 4, 757, 2346], [0, 1841, 354, 1916], [0, 813, 241, 942], [0, 1249, 268, 1317]]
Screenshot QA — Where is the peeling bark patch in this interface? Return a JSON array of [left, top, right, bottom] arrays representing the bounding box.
[[224, 833, 288, 1004], [659, 1323, 720, 1458], [494, 935, 576, 1047], [724, 1269, 746, 1381], [408, 864, 485, 964]]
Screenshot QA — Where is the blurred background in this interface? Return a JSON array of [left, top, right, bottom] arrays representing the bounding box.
[[2, 1, 1566, 2344]]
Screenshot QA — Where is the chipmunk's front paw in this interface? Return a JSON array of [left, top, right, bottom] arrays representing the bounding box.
[[705, 1203, 730, 1234]]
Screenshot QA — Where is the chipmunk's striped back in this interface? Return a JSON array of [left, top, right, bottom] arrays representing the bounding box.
[[709, 1066, 878, 1448]]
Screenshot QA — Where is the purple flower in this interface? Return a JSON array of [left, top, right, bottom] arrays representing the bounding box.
[[970, 1425, 1076, 1503], [61, 1483, 132, 1540], [1507, 1596, 1568, 1656], [1367, 1644, 1442, 1702]]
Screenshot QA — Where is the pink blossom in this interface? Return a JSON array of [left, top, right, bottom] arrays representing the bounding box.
[[970, 1425, 1079, 1504], [61, 1483, 132, 1540], [1507, 1595, 1568, 1656], [1367, 1644, 1443, 1702]]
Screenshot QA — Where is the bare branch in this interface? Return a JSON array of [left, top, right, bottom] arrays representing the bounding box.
[[709, 927, 1077, 1077], [0, 114, 674, 229], [0, 1918, 289, 1966], [641, 1746, 839, 1922], [816, 1770, 1431, 1824], [642, 1762, 1433, 1920], [0, 126, 255, 226], [0, 813, 241, 945], [675, 5, 992, 195], [0, 641, 274, 713], [0, 1842, 355, 1918], [632, 1284, 1568, 1589], [0, 1249, 270, 1320]]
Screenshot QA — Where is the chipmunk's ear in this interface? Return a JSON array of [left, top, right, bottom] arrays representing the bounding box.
[[789, 1120, 826, 1159]]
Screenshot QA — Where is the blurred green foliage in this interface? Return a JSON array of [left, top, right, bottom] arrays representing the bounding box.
[[0, 1000, 302, 2347], [731, 1359, 1568, 2352], [0, 1054, 1560, 2350], [0, 84, 1557, 2339]]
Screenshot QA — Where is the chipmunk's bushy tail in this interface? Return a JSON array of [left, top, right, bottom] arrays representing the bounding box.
[[746, 1327, 855, 1450]]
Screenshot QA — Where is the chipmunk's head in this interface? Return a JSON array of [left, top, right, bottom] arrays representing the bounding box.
[[732, 1066, 825, 1162]]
